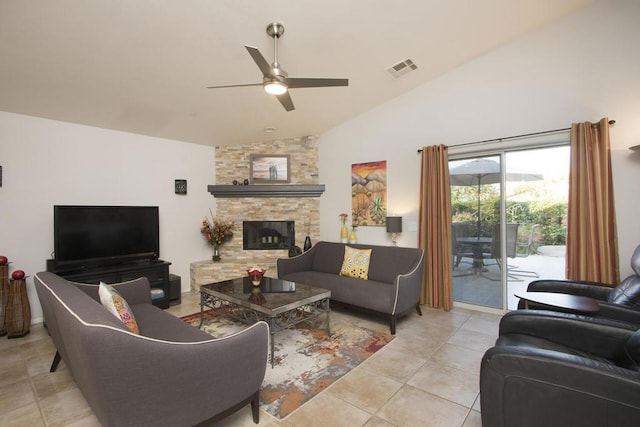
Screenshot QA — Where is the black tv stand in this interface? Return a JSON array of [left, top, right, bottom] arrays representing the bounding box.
[[47, 259, 172, 309]]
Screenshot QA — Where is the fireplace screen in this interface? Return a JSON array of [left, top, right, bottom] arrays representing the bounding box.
[[243, 221, 295, 250]]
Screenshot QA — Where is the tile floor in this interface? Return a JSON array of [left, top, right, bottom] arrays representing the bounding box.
[[0, 292, 501, 426]]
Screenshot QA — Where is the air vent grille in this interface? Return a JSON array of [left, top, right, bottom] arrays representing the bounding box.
[[385, 59, 418, 79]]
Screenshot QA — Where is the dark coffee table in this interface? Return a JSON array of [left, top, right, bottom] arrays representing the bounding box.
[[516, 291, 600, 314], [199, 276, 331, 367]]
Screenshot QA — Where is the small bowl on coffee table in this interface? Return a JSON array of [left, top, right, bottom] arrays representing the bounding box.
[[247, 267, 266, 286]]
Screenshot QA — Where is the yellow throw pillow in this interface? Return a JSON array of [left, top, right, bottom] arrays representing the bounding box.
[[98, 282, 140, 334], [339, 246, 372, 280]]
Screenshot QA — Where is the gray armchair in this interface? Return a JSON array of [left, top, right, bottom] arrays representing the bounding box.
[[35, 272, 269, 426], [518, 243, 640, 325]]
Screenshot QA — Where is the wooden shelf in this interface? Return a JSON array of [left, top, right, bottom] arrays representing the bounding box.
[[207, 184, 325, 198]]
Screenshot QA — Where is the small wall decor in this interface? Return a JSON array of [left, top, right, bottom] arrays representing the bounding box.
[[174, 179, 187, 195], [250, 154, 290, 184], [351, 160, 387, 226]]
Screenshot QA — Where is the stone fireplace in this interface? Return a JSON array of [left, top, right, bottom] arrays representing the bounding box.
[[190, 136, 320, 290]]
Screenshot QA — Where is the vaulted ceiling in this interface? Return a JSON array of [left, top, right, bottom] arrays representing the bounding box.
[[0, 0, 595, 146]]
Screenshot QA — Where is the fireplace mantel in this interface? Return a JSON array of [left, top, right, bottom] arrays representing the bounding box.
[[208, 184, 325, 198]]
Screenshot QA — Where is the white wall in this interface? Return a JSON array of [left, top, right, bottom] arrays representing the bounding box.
[[0, 112, 216, 322], [318, 0, 640, 277]]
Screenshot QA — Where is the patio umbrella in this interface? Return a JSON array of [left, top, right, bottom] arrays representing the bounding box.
[[449, 158, 543, 237]]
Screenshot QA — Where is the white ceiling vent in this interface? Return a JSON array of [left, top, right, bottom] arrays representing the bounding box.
[[385, 59, 418, 79]]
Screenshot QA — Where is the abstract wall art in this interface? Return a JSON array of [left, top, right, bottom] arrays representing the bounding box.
[[351, 160, 387, 226]]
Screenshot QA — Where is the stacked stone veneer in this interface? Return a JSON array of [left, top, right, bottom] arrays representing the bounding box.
[[190, 136, 320, 291]]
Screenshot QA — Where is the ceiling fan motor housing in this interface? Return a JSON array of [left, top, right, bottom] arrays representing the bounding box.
[[266, 22, 285, 39]]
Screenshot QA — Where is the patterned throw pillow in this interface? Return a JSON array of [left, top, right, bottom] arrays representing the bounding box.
[[98, 282, 140, 334], [339, 246, 372, 280]]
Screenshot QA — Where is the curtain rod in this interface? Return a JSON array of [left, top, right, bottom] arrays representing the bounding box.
[[416, 120, 616, 153]]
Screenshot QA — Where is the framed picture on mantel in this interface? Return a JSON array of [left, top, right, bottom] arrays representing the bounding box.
[[250, 154, 290, 184]]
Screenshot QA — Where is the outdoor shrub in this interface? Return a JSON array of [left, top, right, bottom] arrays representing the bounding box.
[[451, 197, 567, 245]]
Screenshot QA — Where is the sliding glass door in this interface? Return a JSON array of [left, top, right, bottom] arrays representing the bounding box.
[[450, 146, 569, 310], [450, 154, 504, 308]]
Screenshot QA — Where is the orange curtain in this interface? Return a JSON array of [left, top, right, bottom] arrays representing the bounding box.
[[566, 118, 619, 284], [418, 145, 453, 310]]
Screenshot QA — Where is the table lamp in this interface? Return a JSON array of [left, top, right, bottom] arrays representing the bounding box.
[[386, 216, 402, 246]]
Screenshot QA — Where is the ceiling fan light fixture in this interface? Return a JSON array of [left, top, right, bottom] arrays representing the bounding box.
[[207, 22, 348, 112], [264, 80, 287, 95]]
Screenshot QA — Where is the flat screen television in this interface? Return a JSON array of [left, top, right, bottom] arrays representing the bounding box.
[[53, 205, 159, 268]]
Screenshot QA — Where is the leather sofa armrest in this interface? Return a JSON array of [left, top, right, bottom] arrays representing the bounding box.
[[526, 279, 613, 301], [499, 310, 635, 359], [597, 302, 640, 325], [480, 345, 640, 426]]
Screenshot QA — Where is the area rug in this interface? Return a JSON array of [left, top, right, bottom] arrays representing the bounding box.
[[181, 310, 394, 419]]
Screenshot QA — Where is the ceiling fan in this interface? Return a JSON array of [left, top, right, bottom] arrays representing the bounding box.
[[207, 22, 349, 112]]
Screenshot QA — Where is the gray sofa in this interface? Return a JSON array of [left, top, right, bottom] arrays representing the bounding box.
[[277, 241, 424, 334], [34, 271, 269, 427]]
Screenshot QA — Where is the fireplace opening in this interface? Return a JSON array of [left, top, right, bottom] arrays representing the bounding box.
[[243, 221, 295, 250]]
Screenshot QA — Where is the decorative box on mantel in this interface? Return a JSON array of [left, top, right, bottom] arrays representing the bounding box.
[[208, 184, 325, 198], [190, 259, 278, 292]]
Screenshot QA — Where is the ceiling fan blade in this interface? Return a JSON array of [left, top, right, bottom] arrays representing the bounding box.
[[245, 45, 274, 78], [285, 77, 349, 89], [206, 83, 262, 89], [276, 92, 295, 111]]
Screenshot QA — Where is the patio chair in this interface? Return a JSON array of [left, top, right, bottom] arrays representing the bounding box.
[[452, 222, 475, 268], [510, 224, 540, 277], [485, 223, 519, 280], [516, 224, 540, 257], [487, 224, 538, 280]]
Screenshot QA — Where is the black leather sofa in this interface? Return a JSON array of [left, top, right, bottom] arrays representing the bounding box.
[[480, 310, 640, 427]]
